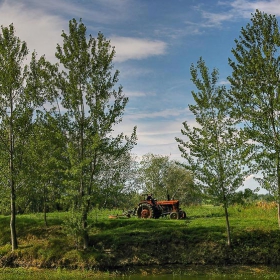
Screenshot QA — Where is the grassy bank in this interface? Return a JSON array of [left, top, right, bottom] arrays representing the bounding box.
[[0, 203, 279, 270], [2, 265, 280, 279]]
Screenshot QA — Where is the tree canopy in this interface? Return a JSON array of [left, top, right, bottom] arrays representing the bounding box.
[[176, 58, 252, 246], [138, 153, 195, 203], [228, 10, 280, 227], [0, 23, 57, 250]]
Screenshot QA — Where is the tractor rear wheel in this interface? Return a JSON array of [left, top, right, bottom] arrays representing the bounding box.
[[137, 203, 154, 218], [179, 210, 187, 219]]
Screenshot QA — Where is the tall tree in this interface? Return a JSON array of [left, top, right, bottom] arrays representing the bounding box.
[[138, 153, 194, 202], [176, 58, 251, 246], [55, 19, 137, 249], [22, 112, 68, 225], [165, 162, 199, 205], [0, 24, 54, 250], [138, 153, 170, 200], [0, 24, 29, 251], [228, 10, 280, 227], [92, 153, 139, 209]]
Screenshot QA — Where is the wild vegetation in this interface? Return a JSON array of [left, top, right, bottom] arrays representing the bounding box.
[[0, 202, 280, 272]]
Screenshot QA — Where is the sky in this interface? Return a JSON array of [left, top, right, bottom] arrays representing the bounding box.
[[1, 0, 280, 192]]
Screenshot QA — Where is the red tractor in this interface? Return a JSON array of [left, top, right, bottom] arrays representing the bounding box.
[[135, 194, 186, 219]]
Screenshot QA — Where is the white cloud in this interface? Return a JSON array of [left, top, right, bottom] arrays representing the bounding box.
[[229, 0, 280, 17], [119, 65, 153, 78], [129, 119, 186, 160], [124, 91, 147, 97], [218, 79, 231, 85], [245, 174, 255, 181], [195, 0, 280, 28], [201, 11, 234, 27], [0, 1, 65, 62], [8, 0, 133, 25], [111, 37, 167, 62], [0, 0, 143, 64], [127, 108, 190, 120], [112, 109, 190, 160]]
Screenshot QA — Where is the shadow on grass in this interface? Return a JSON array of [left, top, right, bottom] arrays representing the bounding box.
[[91, 219, 227, 248]]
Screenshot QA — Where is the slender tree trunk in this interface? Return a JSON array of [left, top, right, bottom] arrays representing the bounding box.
[[224, 202, 231, 247], [9, 100, 18, 251], [277, 173, 280, 229], [277, 153, 280, 229], [278, 203, 280, 229], [222, 187, 231, 246], [80, 176, 89, 249], [82, 210, 89, 249], [43, 196, 48, 227], [80, 99, 89, 250], [10, 182, 18, 251]]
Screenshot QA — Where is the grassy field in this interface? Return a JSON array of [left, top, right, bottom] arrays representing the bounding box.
[[2, 265, 280, 279], [0, 203, 279, 273]]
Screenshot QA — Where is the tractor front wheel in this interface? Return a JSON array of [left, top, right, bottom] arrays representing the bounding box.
[[137, 203, 154, 218], [170, 212, 178, 219]]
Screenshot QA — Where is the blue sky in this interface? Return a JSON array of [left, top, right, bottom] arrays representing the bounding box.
[[1, 0, 279, 191]]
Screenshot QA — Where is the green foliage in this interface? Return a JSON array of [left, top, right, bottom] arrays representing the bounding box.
[[165, 161, 200, 205], [63, 209, 91, 249], [138, 153, 170, 197], [16, 112, 69, 218], [55, 19, 137, 248], [177, 58, 252, 202], [137, 153, 196, 204], [228, 10, 280, 202], [0, 23, 30, 250], [0, 23, 56, 250], [176, 57, 253, 245], [0, 18, 139, 250]]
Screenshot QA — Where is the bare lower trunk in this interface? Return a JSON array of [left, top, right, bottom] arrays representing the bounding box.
[[10, 105, 17, 251], [278, 202, 280, 229], [276, 152, 280, 229], [10, 185, 18, 251], [82, 210, 89, 249], [44, 199, 48, 227], [224, 205, 231, 247]]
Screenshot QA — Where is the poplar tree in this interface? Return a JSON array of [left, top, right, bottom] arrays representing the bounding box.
[[176, 58, 251, 246], [228, 10, 280, 227], [55, 19, 137, 249], [0, 24, 54, 250], [23, 112, 68, 225]]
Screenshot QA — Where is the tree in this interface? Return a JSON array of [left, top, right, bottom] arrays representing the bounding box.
[[92, 153, 140, 209], [0, 24, 29, 251], [176, 58, 252, 246], [228, 10, 280, 227], [165, 162, 199, 205], [138, 153, 170, 200], [138, 153, 194, 203], [22, 112, 68, 224], [0, 24, 54, 250], [55, 19, 137, 249]]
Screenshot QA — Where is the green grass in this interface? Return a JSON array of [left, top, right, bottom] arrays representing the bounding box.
[[0, 203, 279, 270], [2, 265, 280, 279], [0, 267, 113, 279]]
